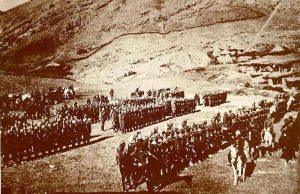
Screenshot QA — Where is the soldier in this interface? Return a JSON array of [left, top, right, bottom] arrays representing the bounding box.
[[203, 93, 209, 106], [110, 89, 114, 100], [208, 94, 213, 107], [111, 108, 120, 132], [99, 107, 106, 131], [194, 94, 200, 106], [116, 140, 128, 191], [247, 117, 260, 160], [171, 99, 176, 117], [223, 111, 232, 128], [57, 119, 65, 152], [278, 119, 295, 166], [147, 90, 152, 97], [86, 115, 92, 143], [211, 112, 221, 126], [262, 114, 274, 155], [119, 109, 126, 133]]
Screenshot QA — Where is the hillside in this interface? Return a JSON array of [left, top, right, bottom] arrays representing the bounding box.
[[0, 0, 285, 78], [0, 0, 299, 80]]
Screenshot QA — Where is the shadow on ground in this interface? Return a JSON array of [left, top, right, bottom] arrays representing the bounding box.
[[4, 135, 113, 167]]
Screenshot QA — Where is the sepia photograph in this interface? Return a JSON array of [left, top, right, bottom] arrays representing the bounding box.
[[0, 0, 299, 193]]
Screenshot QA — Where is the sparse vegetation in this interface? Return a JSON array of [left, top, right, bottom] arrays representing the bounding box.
[[49, 3, 55, 9], [77, 47, 88, 55], [154, 0, 165, 10], [124, 70, 137, 77]]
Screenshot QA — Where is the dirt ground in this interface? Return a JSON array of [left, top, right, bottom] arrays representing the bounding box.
[[1, 92, 299, 193]]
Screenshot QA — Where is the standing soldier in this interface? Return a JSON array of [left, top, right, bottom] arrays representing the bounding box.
[[119, 109, 126, 133], [279, 119, 296, 166], [110, 89, 114, 101], [153, 90, 157, 99], [208, 94, 213, 107], [223, 112, 232, 128], [116, 140, 127, 191], [171, 99, 176, 117], [112, 107, 120, 132], [248, 117, 260, 161], [99, 106, 106, 131], [262, 114, 274, 155], [147, 90, 152, 97], [194, 94, 200, 106]]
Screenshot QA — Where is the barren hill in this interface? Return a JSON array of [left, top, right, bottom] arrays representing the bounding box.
[[0, 0, 299, 79]]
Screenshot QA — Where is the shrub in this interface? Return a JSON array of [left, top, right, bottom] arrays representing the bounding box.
[[77, 47, 88, 55]]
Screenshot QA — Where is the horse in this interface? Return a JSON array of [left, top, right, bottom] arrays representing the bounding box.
[[261, 128, 274, 156], [117, 142, 170, 192], [117, 143, 147, 192], [131, 91, 144, 98], [63, 85, 75, 100], [228, 139, 248, 186]]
